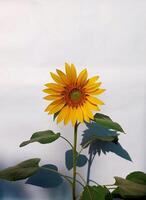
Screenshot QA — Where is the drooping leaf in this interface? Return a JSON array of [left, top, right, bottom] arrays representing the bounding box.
[[0, 158, 40, 181], [80, 185, 112, 200], [65, 150, 88, 170], [20, 130, 60, 147], [114, 176, 146, 198], [26, 164, 63, 188], [126, 171, 146, 185], [94, 113, 124, 133]]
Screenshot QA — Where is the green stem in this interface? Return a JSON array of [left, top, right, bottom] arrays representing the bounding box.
[[89, 179, 99, 186], [72, 122, 78, 200], [60, 136, 73, 149], [76, 172, 87, 186]]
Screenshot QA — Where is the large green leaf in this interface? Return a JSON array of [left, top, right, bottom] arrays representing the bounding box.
[[20, 130, 60, 147], [126, 171, 146, 185], [80, 185, 112, 200], [94, 113, 124, 133], [0, 158, 40, 181], [114, 176, 146, 198], [26, 164, 63, 188]]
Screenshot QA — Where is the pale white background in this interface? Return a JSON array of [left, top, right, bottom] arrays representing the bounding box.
[[0, 0, 146, 199]]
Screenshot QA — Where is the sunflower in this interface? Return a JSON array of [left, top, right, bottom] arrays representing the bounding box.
[[43, 63, 105, 126]]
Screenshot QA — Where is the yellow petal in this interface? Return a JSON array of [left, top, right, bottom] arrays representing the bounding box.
[[64, 106, 71, 125], [50, 98, 65, 106], [48, 103, 65, 114], [56, 69, 69, 85], [70, 63, 77, 84], [83, 103, 94, 120], [84, 82, 102, 92], [43, 88, 61, 95], [86, 96, 105, 105], [81, 104, 90, 123], [43, 88, 58, 95], [45, 99, 65, 112], [77, 69, 88, 86], [44, 83, 64, 91], [65, 63, 72, 83], [57, 106, 68, 123], [76, 106, 83, 123], [88, 89, 106, 95], [50, 72, 64, 84], [70, 107, 77, 126], [43, 95, 62, 101], [86, 76, 100, 87], [85, 101, 100, 111]]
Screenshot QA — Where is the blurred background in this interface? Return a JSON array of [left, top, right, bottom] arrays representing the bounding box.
[[0, 0, 146, 199]]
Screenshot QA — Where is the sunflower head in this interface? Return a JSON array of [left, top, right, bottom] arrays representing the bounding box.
[[43, 63, 106, 126]]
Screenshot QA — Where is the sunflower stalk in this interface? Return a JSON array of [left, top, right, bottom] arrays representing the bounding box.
[[72, 122, 78, 200]]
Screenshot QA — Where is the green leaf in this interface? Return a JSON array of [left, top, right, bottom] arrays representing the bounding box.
[[80, 185, 112, 200], [26, 164, 63, 188], [114, 176, 146, 198], [65, 149, 88, 170], [20, 130, 60, 147], [81, 134, 118, 149], [94, 113, 111, 120], [111, 187, 121, 198], [0, 158, 40, 181], [94, 113, 124, 133], [126, 171, 146, 185]]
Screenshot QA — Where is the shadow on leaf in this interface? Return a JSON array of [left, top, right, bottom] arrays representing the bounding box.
[[26, 164, 63, 188]]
